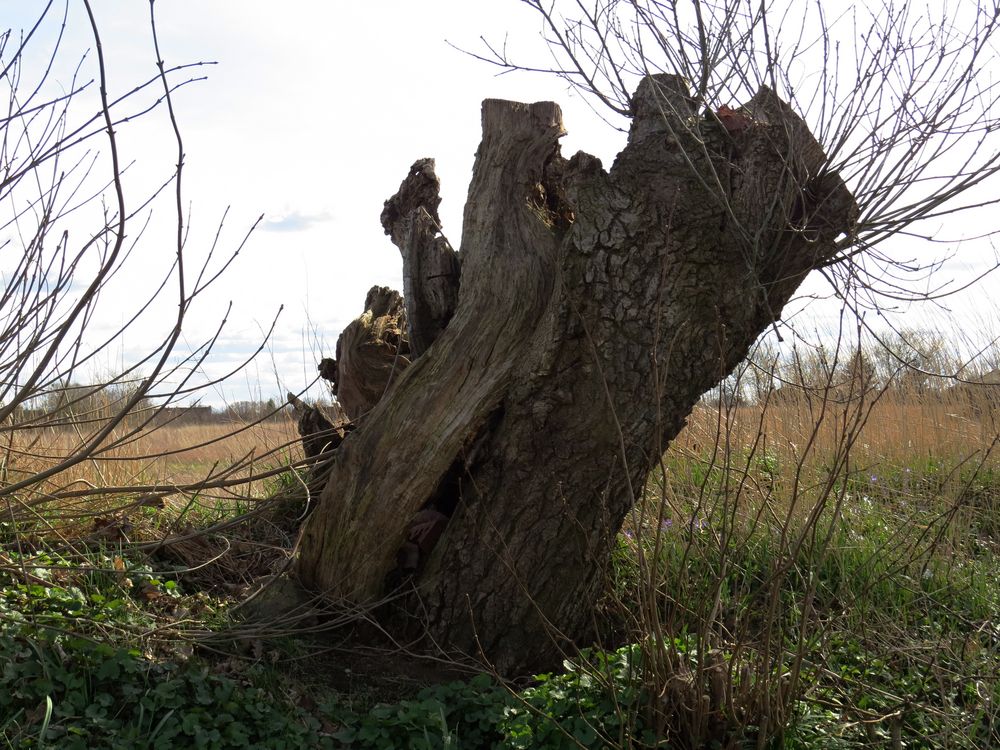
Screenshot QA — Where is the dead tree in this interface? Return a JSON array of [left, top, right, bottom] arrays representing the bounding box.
[[296, 76, 856, 674]]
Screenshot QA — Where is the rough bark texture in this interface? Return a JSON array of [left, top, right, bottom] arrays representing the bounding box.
[[325, 286, 410, 421], [296, 76, 856, 675]]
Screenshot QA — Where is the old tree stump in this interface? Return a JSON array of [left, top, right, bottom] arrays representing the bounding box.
[[295, 75, 856, 675]]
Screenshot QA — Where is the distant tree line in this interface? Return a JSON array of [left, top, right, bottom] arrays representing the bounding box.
[[10, 381, 150, 428], [709, 330, 1000, 410], [8, 385, 296, 428]]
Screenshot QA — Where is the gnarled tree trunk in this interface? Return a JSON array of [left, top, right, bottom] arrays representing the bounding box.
[[295, 75, 856, 675]]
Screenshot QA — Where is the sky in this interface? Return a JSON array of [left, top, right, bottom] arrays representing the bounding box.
[[4, 1, 999, 408]]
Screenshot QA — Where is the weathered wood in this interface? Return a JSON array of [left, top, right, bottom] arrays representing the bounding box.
[[381, 159, 461, 358], [297, 98, 565, 603], [326, 286, 410, 421], [296, 76, 856, 675], [285, 393, 352, 502], [287, 392, 345, 461]]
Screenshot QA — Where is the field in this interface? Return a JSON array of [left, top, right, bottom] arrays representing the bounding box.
[[2, 418, 302, 535], [2, 378, 999, 748], [4, 418, 301, 490]]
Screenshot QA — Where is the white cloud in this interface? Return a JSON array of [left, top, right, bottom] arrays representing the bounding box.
[[261, 210, 333, 233]]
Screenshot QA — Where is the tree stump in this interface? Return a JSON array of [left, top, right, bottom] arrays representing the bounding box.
[[296, 76, 856, 675]]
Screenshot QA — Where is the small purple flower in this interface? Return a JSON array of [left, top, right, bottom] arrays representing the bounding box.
[[624, 530, 635, 540], [870, 474, 878, 483], [660, 519, 673, 531]]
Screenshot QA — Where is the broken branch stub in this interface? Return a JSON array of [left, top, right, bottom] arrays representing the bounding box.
[[325, 286, 410, 421], [381, 159, 461, 358]]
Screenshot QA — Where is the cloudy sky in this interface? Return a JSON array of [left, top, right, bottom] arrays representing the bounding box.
[[5, 2, 998, 407]]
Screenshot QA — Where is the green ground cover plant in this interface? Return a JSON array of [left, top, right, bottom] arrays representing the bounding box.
[[3, 414, 998, 748]]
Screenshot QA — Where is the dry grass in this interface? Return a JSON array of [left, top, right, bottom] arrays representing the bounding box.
[[674, 388, 999, 473], [1, 418, 303, 536], [125, 420, 301, 486], [5, 419, 299, 486]]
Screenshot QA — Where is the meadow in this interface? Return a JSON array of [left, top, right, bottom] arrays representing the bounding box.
[[2, 359, 999, 749]]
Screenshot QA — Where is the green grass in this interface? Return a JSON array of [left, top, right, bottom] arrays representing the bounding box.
[[2, 448, 999, 748], [614, 448, 1000, 748]]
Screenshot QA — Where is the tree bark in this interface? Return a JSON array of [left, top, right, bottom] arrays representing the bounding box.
[[380, 158, 460, 358], [325, 286, 410, 421], [295, 75, 856, 675]]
